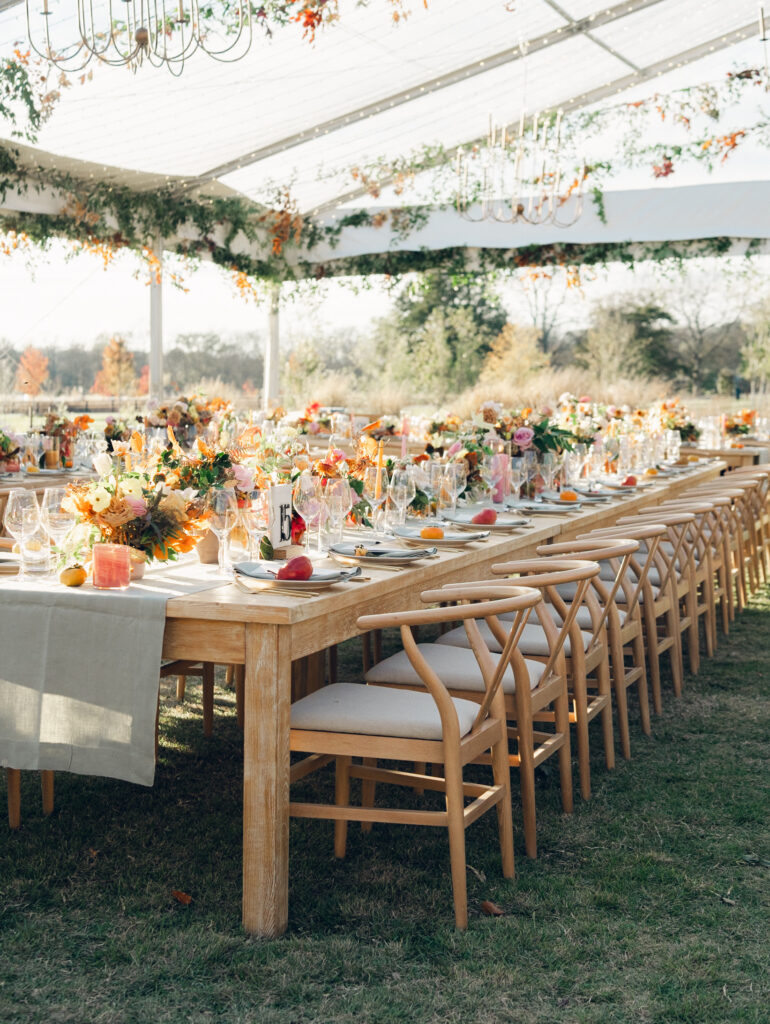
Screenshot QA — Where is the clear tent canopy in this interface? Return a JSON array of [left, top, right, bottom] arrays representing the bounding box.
[[0, 0, 768, 400]]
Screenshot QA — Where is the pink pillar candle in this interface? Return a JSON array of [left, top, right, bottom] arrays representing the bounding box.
[[92, 543, 131, 590], [400, 415, 409, 460]]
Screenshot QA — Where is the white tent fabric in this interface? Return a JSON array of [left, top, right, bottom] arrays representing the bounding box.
[[0, 0, 762, 215]]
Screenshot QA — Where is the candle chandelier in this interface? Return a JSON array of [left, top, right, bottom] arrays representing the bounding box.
[[25, 0, 253, 75], [455, 111, 586, 227]]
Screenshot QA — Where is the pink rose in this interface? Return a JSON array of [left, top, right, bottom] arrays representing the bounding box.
[[513, 427, 535, 450], [232, 463, 254, 492], [308, 422, 321, 435], [124, 496, 148, 517], [447, 440, 463, 457]]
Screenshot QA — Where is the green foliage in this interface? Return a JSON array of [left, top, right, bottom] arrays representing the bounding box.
[[0, 58, 42, 141]]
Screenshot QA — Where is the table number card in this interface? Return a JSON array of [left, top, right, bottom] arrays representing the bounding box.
[[268, 483, 293, 549]]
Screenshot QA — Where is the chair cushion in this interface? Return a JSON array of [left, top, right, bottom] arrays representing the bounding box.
[[364, 642, 544, 694], [435, 619, 592, 657], [291, 682, 482, 740]]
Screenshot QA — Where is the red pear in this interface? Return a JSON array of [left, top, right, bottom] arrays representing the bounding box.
[[276, 555, 313, 581], [471, 508, 497, 525], [622, 475, 637, 487]]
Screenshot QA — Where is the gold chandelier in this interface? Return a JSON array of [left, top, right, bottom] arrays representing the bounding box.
[[26, 0, 253, 75], [455, 111, 586, 227]]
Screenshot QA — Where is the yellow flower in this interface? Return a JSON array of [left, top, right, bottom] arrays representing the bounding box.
[[90, 487, 111, 513], [165, 472, 180, 488]]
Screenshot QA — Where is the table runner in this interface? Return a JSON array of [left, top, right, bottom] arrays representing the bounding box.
[[0, 562, 223, 786]]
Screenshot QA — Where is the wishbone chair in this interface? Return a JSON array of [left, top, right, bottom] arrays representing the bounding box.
[[537, 537, 650, 760], [656, 499, 719, 658], [436, 558, 605, 808], [289, 586, 543, 928], [615, 510, 698, 680], [693, 481, 756, 610], [582, 523, 672, 714], [366, 561, 598, 856]]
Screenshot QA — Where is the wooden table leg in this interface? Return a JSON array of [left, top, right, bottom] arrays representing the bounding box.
[[242, 622, 291, 937]]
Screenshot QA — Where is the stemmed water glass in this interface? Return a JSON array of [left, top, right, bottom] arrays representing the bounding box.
[[41, 487, 76, 558], [4, 489, 41, 582], [293, 472, 323, 555], [362, 466, 389, 538], [325, 478, 354, 545], [540, 453, 559, 495], [387, 467, 411, 528], [205, 489, 238, 575], [510, 457, 524, 502], [441, 463, 465, 515]]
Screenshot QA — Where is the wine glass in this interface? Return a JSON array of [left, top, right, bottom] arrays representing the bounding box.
[[441, 464, 465, 515], [540, 453, 558, 496], [387, 467, 411, 528], [362, 466, 389, 537], [325, 478, 353, 545], [224, 508, 250, 569], [4, 489, 41, 582], [205, 489, 238, 574], [522, 450, 538, 499], [41, 487, 76, 554], [293, 472, 322, 554]]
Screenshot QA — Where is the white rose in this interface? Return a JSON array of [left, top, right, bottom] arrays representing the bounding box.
[[90, 487, 111, 513], [93, 452, 113, 477]]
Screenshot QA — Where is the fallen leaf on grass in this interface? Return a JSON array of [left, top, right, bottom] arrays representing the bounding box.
[[172, 890, 192, 905], [480, 900, 505, 917]]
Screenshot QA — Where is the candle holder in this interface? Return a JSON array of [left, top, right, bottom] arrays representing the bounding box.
[[92, 543, 131, 590]]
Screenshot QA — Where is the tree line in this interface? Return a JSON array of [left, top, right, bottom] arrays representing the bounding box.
[[0, 332, 265, 398]]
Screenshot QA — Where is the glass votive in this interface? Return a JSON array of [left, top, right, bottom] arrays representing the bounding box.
[[92, 543, 131, 590]]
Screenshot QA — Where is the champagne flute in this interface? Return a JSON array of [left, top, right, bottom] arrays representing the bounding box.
[[509, 457, 524, 502], [362, 466, 389, 538], [4, 489, 41, 582], [441, 464, 465, 515], [205, 489, 238, 575]]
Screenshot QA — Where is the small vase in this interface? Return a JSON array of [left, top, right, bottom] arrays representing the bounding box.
[[129, 548, 147, 580], [195, 529, 220, 564]]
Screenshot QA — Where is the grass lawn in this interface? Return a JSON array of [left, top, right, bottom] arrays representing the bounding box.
[[2, 589, 770, 1024]]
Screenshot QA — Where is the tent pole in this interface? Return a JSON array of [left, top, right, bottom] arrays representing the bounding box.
[[149, 236, 164, 405], [263, 282, 281, 411]]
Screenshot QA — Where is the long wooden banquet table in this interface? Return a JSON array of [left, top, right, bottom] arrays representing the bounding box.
[[150, 461, 722, 937]]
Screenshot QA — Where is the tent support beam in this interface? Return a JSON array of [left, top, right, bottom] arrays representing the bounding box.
[[263, 283, 281, 412], [310, 19, 759, 217], [182, 0, 666, 192], [149, 236, 164, 405]]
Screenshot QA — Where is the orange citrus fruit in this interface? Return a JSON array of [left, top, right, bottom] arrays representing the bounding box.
[[420, 526, 445, 540], [560, 490, 578, 502]]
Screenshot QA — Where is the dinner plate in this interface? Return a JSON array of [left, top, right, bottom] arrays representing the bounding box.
[[392, 525, 489, 546], [233, 561, 362, 589], [507, 499, 580, 515], [329, 542, 437, 566], [441, 509, 531, 531]]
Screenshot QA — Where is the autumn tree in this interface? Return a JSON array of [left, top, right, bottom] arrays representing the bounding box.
[[137, 364, 150, 396], [92, 336, 136, 395], [15, 346, 49, 395], [480, 323, 550, 386]]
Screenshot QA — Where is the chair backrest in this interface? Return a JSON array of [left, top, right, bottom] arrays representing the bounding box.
[[433, 559, 600, 696], [616, 510, 695, 593], [581, 524, 667, 616], [358, 587, 543, 737], [535, 538, 640, 628]]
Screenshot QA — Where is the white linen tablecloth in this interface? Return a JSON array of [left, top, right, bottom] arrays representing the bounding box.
[[0, 562, 223, 786]]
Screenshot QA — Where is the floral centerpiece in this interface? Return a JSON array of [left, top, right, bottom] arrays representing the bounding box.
[[103, 416, 132, 451], [724, 410, 755, 436], [660, 400, 701, 443], [294, 402, 332, 436], [144, 395, 223, 445], [0, 427, 22, 472], [65, 451, 203, 566], [40, 412, 93, 468]]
